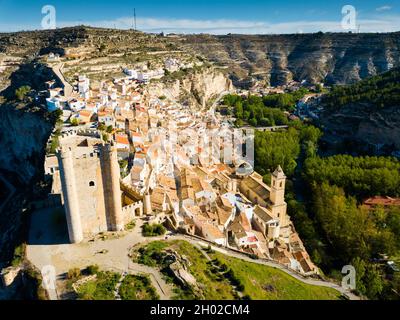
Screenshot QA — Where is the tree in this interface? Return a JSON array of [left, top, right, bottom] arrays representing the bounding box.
[[70, 118, 79, 126], [15, 85, 31, 101]]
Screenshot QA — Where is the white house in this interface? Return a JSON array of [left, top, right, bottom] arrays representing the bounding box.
[[124, 68, 138, 79], [115, 134, 130, 151], [78, 75, 90, 96], [98, 111, 115, 127], [68, 98, 86, 112], [46, 97, 61, 112]]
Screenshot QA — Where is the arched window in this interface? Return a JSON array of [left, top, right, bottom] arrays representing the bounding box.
[[280, 182, 283, 188], [89, 181, 95, 187]]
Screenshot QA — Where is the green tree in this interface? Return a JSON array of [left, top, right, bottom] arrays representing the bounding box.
[[15, 85, 31, 101]]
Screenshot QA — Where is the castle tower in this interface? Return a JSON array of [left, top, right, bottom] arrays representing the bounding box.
[[100, 144, 124, 231], [143, 192, 152, 215], [270, 166, 288, 227], [58, 147, 83, 243]]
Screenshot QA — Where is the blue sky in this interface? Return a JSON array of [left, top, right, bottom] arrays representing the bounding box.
[[0, 0, 399, 33]]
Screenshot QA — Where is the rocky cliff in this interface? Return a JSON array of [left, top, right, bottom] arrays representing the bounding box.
[[0, 105, 53, 264], [320, 103, 400, 153], [148, 67, 233, 108], [3, 27, 400, 90], [182, 32, 400, 87]]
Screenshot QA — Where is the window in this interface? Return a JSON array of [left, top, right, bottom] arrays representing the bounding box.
[[89, 181, 95, 187], [280, 182, 283, 188]]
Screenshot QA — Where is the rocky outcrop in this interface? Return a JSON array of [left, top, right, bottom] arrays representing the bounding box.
[[148, 67, 233, 109], [0, 106, 53, 264], [320, 103, 400, 151], [182, 32, 400, 87], [0, 106, 52, 183]]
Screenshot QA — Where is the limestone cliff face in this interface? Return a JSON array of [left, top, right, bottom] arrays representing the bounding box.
[[148, 67, 233, 109], [0, 106, 52, 263], [182, 33, 400, 87], [0, 107, 52, 183]]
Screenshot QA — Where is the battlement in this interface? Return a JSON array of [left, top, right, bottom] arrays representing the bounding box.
[[122, 201, 143, 212], [122, 201, 144, 221]]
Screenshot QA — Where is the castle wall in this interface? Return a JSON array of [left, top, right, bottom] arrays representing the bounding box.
[[73, 155, 108, 237]]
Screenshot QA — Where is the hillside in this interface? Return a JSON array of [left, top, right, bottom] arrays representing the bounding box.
[[319, 68, 400, 152], [2, 27, 400, 90], [133, 240, 341, 300], [181, 32, 400, 87]]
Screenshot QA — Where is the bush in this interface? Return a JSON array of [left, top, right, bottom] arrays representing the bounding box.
[[67, 268, 81, 280], [142, 223, 167, 237], [70, 118, 79, 126], [15, 85, 31, 101], [11, 243, 26, 267], [87, 265, 100, 275]]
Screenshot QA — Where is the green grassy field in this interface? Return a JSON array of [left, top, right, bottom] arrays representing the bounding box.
[[134, 240, 237, 300], [119, 275, 159, 300], [134, 240, 341, 300], [76, 271, 159, 300], [211, 252, 341, 300], [77, 271, 120, 300]]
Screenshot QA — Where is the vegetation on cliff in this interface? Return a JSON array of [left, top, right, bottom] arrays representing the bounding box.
[[322, 68, 400, 110], [222, 90, 308, 127]]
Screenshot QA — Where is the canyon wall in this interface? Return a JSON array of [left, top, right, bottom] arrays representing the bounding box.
[[182, 32, 400, 87], [148, 67, 233, 108]]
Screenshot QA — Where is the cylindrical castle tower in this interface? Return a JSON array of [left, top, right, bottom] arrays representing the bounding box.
[[58, 147, 83, 243], [101, 144, 124, 231], [143, 192, 152, 215]]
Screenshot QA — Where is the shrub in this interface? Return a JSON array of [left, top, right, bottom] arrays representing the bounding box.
[[15, 85, 31, 101], [142, 223, 166, 237], [67, 268, 81, 280], [87, 265, 100, 275]]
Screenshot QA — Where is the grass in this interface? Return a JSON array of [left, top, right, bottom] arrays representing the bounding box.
[[126, 220, 136, 231], [119, 275, 159, 300], [76, 271, 120, 300], [134, 240, 237, 300], [74, 268, 159, 301], [135, 240, 341, 301], [211, 252, 342, 300]]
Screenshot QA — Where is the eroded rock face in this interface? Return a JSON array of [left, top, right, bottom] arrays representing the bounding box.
[[148, 67, 233, 109], [320, 103, 400, 150], [182, 33, 400, 87], [0, 106, 52, 263], [0, 107, 52, 183]]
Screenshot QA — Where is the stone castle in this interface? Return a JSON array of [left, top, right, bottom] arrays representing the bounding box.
[[51, 130, 143, 243]]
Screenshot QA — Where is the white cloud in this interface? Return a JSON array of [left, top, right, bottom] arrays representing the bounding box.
[[376, 5, 392, 12], [2, 15, 400, 34], [55, 15, 400, 34]]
